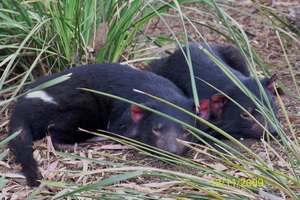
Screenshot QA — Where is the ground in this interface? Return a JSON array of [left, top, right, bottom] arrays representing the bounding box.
[[0, 0, 299, 199]]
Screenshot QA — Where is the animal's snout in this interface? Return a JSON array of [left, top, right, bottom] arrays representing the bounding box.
[[266, 123, 278, 137], [165, 146, 177, 154]]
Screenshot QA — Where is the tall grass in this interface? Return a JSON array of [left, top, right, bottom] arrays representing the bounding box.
[[0, 0, 299, 199]]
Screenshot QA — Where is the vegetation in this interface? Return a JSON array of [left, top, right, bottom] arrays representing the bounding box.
[[0, 0, 299, 199]]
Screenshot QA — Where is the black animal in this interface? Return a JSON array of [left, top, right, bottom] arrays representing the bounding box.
[[8, 63, 211, 187], [148, 42, 278, 140]]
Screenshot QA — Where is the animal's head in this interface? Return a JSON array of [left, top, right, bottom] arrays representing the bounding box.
[[208, 74, 278, 139], [130, 99, 211, 155]]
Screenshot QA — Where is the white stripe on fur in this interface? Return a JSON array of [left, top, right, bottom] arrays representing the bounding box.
[[25, 90, 58, 105]]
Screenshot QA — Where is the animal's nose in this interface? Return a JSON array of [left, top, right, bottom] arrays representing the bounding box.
[[263, 124, 278, 140], [268, 124, 277, 136], [165, 146, 177, 154]]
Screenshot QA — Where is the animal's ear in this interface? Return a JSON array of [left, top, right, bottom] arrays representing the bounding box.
[[211, 94, 229, 114], [131, 104, 148, 123], [262, 74, 277, 89], [197, 99, 210, 120]]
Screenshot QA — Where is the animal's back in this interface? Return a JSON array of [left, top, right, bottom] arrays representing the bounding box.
[[149, 43, 246, 98]]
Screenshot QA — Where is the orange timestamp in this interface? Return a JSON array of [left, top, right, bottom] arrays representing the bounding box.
[[211, 178, 264, 187]]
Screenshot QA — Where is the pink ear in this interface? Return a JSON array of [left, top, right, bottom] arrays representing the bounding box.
[[211, 94, 229, 113], [266, 74, 277, 89], [131, 105, 147, 123], [197, 99, 210, 120]]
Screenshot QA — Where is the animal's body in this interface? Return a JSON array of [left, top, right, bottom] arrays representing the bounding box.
[[9, 63, 210, 187], [148, 42, 278, 139]]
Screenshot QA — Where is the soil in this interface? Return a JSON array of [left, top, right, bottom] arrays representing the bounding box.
[[0, 0, 299, 199]]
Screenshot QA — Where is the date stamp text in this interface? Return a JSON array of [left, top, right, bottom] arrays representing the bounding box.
[[211, 178, 264, 187]]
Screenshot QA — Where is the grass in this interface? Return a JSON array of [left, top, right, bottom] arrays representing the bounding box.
[[0, 0, 299, 199]]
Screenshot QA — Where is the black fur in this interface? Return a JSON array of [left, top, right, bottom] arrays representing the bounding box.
[[148, 42, 278, 140], [9, 63, 210, 187]]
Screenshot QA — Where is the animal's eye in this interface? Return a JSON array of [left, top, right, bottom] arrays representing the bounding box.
[[240, 112, 253, 120], [241, 108, 254, 120], [152, 125, 162, 137], [183, 128, 191, 138], [241, 113, 249, 118]]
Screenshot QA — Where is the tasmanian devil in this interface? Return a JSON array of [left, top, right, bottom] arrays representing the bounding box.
[[8, 63, 211, 187], [148, 42, 278, 140]]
